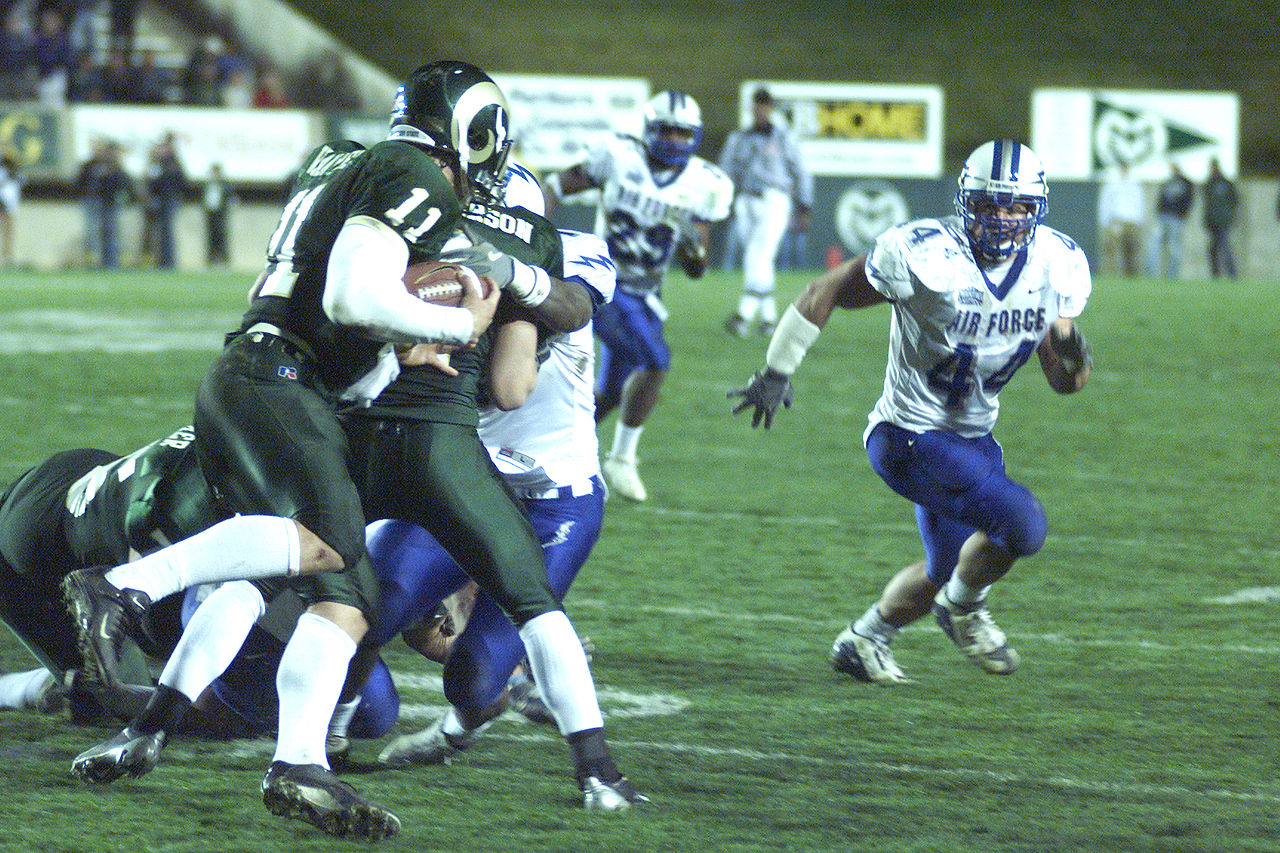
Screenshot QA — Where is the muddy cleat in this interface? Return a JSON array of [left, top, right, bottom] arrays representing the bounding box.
[[62, 566, 151, 686], [723, 314, 750, 338], [581, 775, 650, 812], [262, 761, 400, 840], [830, 625, 914, 684], [377, 715, 486, 766], [601, 455, 647, 502], [932, 591, 1020, 675], [71, 726, 167, 783], [756, 319, 776, 337], [324, 733, 351, 768]]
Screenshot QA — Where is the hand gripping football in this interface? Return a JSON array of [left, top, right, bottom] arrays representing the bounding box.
[[403, 261, 467, 307]]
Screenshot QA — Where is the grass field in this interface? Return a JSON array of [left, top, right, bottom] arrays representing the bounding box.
[[0, 266, 1277, 853]]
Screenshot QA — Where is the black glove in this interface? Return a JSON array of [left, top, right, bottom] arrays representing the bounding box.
[[728, 367, 794, 429], [1049, 324, 1092, 375], [675, 239, 707, 278]]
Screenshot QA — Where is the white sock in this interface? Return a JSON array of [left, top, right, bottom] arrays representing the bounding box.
[[440, 707, 469, 738], [759, 295, 778, 323], [106, 515, 301, 602], [853, 605, 898, 643], [328, 695, 361, 740], [273, 612, 356, 768], [518, 610, 603, 736], [158, 580, 266, 701], [736, 293, 761, 322], [610, 423, 643, 462], [0, 668, 53, 709], [943, 573, 988, 608]]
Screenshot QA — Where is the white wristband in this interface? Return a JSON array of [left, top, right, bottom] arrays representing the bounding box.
[[765, 304, 822, 375], [509, 259, 551, 307]]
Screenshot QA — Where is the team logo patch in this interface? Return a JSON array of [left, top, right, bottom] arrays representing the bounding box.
[[958, 287, 985, 306], [278, 366, 298, 380]]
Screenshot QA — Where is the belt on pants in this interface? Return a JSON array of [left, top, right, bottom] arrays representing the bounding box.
[[516, 479, 596, 501], [242, 322, 319, 363]]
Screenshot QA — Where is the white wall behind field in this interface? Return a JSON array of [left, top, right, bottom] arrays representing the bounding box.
[[7, 201, 284, 273], [7, 183, 1280, 279]]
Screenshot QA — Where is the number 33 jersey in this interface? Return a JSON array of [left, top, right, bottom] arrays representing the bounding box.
[[864, 215, 1091, 439], [580, 134, 732, 292]]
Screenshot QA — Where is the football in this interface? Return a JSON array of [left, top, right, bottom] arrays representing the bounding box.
[[403, 261, 467, 307]]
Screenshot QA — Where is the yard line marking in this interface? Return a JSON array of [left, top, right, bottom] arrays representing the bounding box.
[[494, 732, 1280, 806], [1204, 586, 1280, 604], [630, 504, 1280, 559], [185, 731, 1280, 806], [567, 598, 1280, 656]]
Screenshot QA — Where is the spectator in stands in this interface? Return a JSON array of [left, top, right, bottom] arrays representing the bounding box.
[[99, 46, 135, 103], [1202, 157, 1239, 279], [1096, 162, 1144, 277], [108, 0, 140, 53], [183, 50, 221, 106], [77, 139, 134, 269], [221, 66, 252, 108], [201, 162, 233, 266], [252, 63, 288, 108], [0, 10, 36, 101], [1146, 163, 1194, 279], [132, 47, 170, 104], [66, 49, 102, 101], [32, 6, 72, 106], [142, 132, 187, 269], [0, 149, 20, 267], [294, 48, 359, 111]]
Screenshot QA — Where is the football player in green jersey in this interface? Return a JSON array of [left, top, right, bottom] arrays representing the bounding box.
[[62, 61, 569, 841]]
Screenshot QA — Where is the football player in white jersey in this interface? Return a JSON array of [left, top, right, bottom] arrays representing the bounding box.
[[372, 228, 621, 769], [730, 139, 1093, 684], [546, 89, 734, 501]]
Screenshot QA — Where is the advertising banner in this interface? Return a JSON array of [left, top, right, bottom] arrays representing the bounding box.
[[1031, 88, 1239, 180], [493, 74, 650, 172], [0, 104, 61, 175], [734, 81, 944, 178], [71, 105, 322, 183]]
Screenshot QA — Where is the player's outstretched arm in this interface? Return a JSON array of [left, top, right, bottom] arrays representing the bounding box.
[[729, 256, 883, 429], [1037, 318, 1092, 394]]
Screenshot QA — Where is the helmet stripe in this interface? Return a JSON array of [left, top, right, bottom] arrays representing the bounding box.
[[1007, 139, 1021, 180], [990, 138, 1004, 179]]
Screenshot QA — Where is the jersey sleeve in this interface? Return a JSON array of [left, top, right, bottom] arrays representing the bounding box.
[[865, 223, 919, 301], [1045, 228, 1093, 318], [580, 135, 626, 188], [560, 229, 615, 305], [692, 161, 734, 222], [347, 141, 461, 255]]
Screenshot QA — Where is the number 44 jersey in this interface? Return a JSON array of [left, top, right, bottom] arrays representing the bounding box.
[[579, 134, 732, 293], [864, 215, 1092, 440]]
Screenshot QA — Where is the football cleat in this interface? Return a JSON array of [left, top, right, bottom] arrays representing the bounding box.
[[723, 314, 750, 338], [932, 591, 1020, 675], [71, 726, 167, 783], [62, 566, 151, 687], [507, 678, 556, 726], [756, 319, 776, 337], [581, 775, 650, 812], [830, 625, 914, 685], [601, 455, 647, 502], [377, 715, 487, 766], [262, 761, 401, 841]]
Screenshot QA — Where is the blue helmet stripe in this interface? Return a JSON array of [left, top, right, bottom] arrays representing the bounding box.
[[990, 139, 1004, 179], [1007, 138, 1020, 180]]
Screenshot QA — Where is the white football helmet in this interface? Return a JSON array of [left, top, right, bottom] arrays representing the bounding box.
[[642, 90, 703, 169], [954, 139, 1048, 262]]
